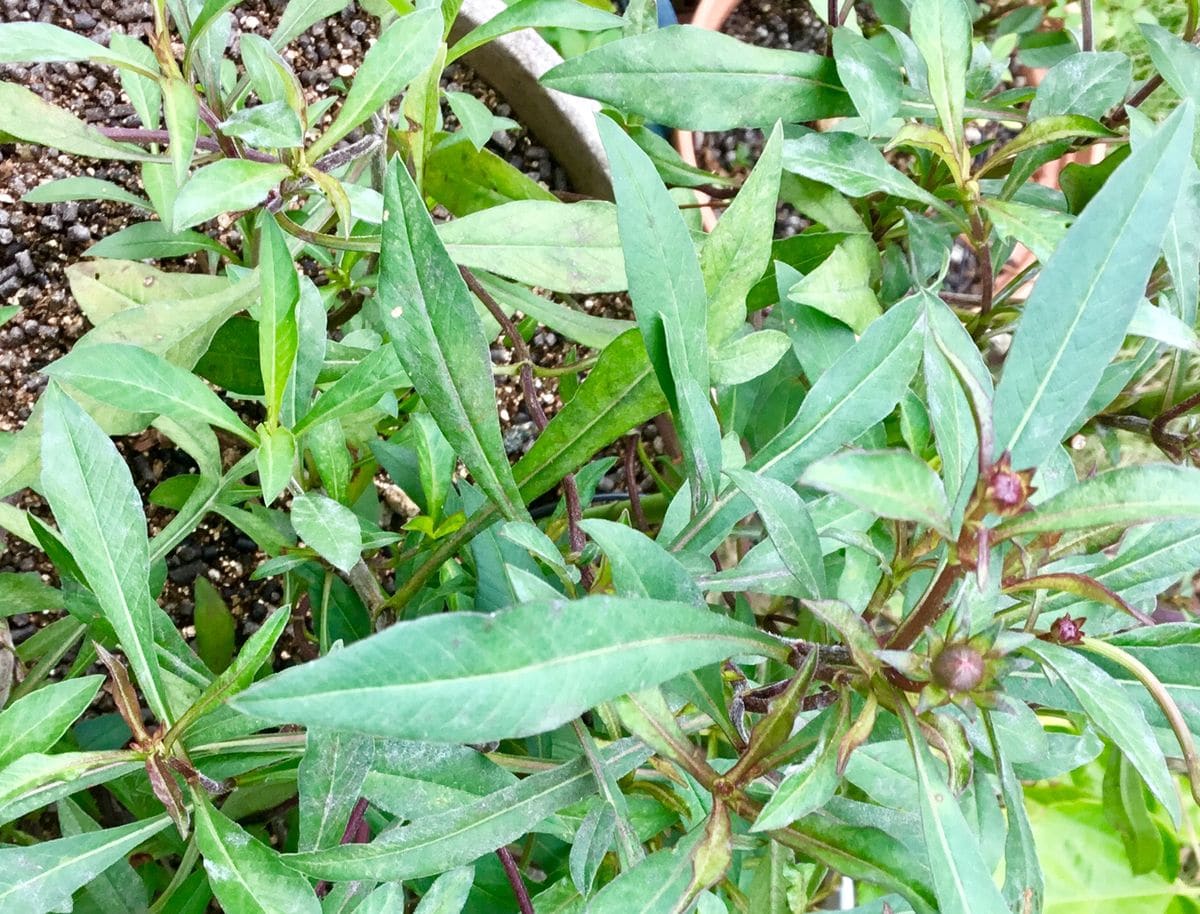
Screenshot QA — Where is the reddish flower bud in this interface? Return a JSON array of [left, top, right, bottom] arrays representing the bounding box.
[[1046, 614, 1086, 645], [984, 452, 1036, 517], [931, 643, 986, 694]]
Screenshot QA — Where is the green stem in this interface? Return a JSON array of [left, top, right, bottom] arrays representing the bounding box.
[[1080, 638, 1200, 805]]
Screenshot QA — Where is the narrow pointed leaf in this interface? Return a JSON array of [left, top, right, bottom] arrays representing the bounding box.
[[39, 385, 169, 723], [0, 675, 104, 768], [898, 706, 1009, 914], [233, 596, 786, 742], [375, 159, 526, 521], [599, 115, 707, 406], [0, 815, 170, 914], [449, 0, 623, 60], [753, 705, 846, 832], [310, 8, 442, 158], [993, 102, 1195, 469], [44, 343, 256, 442], [284, 739, 651, 881], [579, 519, 703, 604], [0, 82, 156, 161], [299, 729, 374, 852], [998, 465, 1200, 538], [726, 469, 825, 599], [514, 329, 664, 501], [672, 295, 925, 555], [439, 200, 626, 294], [909, 0, 971, 142], [194, 794, 321, 914], [1022, 641, 1180, 824]]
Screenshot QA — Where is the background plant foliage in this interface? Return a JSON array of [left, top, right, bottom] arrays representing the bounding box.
[[2, 0, 1200, 912]]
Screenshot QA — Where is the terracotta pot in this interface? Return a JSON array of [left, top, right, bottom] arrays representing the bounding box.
[[451, 0, 613, 199]]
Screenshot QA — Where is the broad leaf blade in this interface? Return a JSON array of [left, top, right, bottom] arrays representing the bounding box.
[[0, 815, 170, 914], [194, 794, 321, 914], [39, 385, 169, 723], [1023, 641, 1180, 824], [542, 26, 851, 130], [233, 596, 785, 742], [375, 159, 526, 521], [0, 675, 104, 768], [993, 102, 1195, 470]]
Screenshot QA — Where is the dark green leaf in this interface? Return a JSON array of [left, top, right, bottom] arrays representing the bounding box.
[[992, 102, 1194, 469], [233, 596, 786, 742], [542, 26, 850, 130], [0, 815, 169, 914], [39, 385, 170, 723], [375, 158, 526, 521], [194, 794, 321, 914]]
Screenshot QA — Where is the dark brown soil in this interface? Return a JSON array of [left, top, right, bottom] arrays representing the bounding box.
[[0, 0, 649, 671]]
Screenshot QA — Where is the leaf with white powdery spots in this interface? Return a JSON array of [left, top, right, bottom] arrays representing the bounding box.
[[375, 158, 527, 521]]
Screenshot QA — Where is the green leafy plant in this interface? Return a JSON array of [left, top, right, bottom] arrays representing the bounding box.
[[3, 0, 1200, 912]]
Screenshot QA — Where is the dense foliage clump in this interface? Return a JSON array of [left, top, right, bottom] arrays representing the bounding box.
[[2, 0, 1200, 912]]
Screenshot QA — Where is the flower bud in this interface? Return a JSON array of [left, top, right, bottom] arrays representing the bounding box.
[[931, 643, 985, 694]]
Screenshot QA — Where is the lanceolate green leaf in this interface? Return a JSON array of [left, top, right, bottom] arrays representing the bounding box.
[[43, 343, 257, 443], [909, 0, 971, 148], [0, 752, 143, 829], [672, 293, 925, 556], [22, 176, 150, 210], [0, 22, 154, 71], [194, 794, 321, 914], [0, 82, 157, 162], [726, 470, 825, 599], [291, 493, 363, 574], [375, 158, 526, 522], [233, 596, 787, 742], [172, 160, 291, 232], [309, 7, 443, 158], [270, 0, 350, 48], [800, 450, 950, 537], [0, 815, 170, 914], [579, 519, 703, 604], [982, 712, 1043, 914], [783, 132, 940, 208], [993, 102, 1195, 470], [998, 465, 1200, 538], [0, 675, 103, 768], [515, 328, 665, 500], [542, 26, 851, 130], [438, 200, 626, 294], [833, 28, 903, 137], [448, 0, 624, 61], [283, 739, 651, 882], [162, 77, 198, 186], [39, 385, 170, 723], [298, 729, 374, 852], [1023, 641, 1181, 825], [898, 704, 1010, 914], [599, 115, 708, 405]]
